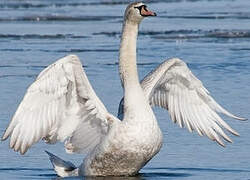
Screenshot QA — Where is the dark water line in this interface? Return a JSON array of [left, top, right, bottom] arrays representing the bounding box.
[[0, 15, 122, 22], [0, 74, 37, 79], [0, 48, 117, 53], [1, 29, 250, 41], [1, 14, 250, 22], [146, 167, 250, 173], [0, 0, 176, 10], [0, 167, 52, 171], [0, 34, 88, 39], [95, 29, 250, 39], [188, 62, 250, 70], [103, 61, 250, 75], [0, 48, 33, 52], [160, 15, 250, 20], [54, 49, 118, 53], [0, 65, 47, 68], [0, 1, 131, 9], [230, 48, 250, 51], [141, 172, 191, 177], [1, 0, 248, 10], [0, 62, 248, 70], [0, 65, 87, 69]]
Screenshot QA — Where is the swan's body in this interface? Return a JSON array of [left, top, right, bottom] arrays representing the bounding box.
[[1, 2, 245, 177]]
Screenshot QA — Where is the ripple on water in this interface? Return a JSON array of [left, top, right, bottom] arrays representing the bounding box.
[[0, 15, 122, 22], [0, 34, 87, 39], [93, 29, 250, 40], [0, 0, 166, 10]]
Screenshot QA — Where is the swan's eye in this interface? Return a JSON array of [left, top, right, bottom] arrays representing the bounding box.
[[134, 5, 145, 12]]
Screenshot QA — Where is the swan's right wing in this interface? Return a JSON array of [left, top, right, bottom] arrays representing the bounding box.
[[140, 58, 246, 146], [118, 58, 246, 146], [2, 55, 118, 154]]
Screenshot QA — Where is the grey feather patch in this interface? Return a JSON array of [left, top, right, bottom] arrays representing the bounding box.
[[45, 150, 76, 171]]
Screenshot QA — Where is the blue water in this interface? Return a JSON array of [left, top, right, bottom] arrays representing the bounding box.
[[0, 0, 250, 179]]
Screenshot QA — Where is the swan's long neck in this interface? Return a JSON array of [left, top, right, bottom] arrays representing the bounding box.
[[119, 20, 153, 123], [119, 21, 140, 90]]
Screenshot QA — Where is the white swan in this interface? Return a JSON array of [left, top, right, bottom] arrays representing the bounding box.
[[1, 2, 246, 177]]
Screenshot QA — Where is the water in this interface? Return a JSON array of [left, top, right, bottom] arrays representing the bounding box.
[[0, 0, 250, 179]]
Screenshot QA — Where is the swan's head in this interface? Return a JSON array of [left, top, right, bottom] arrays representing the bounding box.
[[124, 2, 156, 24]]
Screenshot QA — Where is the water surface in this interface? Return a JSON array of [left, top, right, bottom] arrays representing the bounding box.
[[0, 0, 250, 179]]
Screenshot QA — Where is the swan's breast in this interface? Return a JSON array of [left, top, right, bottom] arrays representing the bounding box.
[[83, 122, 163, 176]]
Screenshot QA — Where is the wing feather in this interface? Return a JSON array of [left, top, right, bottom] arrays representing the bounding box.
[[2, 54, 118, 154], [117, 58, 246, 146]]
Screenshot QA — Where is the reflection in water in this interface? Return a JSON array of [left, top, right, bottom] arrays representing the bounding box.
[[2, 167, 248, 179], [85, 175, 141, 180], [52, 171, 191, 180], [53, 174, 188, 180], [53, 175, 142, 180]]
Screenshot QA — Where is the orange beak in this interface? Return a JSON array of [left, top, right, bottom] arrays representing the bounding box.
[[141, 6, 157, 17]]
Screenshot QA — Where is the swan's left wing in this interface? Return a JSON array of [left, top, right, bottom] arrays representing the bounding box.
[[2, 55, 119, 155], [118, 58, 246, 146]]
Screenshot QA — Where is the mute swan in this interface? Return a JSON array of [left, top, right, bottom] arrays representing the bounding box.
[[1, 2, 246, 177]]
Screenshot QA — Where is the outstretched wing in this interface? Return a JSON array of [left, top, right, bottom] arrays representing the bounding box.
[[2, 55, 118, 154], [118, 58, 246, 146]]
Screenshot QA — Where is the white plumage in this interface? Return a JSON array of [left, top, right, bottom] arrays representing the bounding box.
[[2, 55, 116, 155], [118, 58, 244, 147]]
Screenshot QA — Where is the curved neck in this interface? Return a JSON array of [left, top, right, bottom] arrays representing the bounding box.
[[119, 21, 140, 89], [119, 20, 148, 122], [118, 18, 157, 125]]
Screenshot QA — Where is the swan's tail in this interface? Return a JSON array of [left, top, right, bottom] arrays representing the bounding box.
[[45, 150, 79, 177]]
